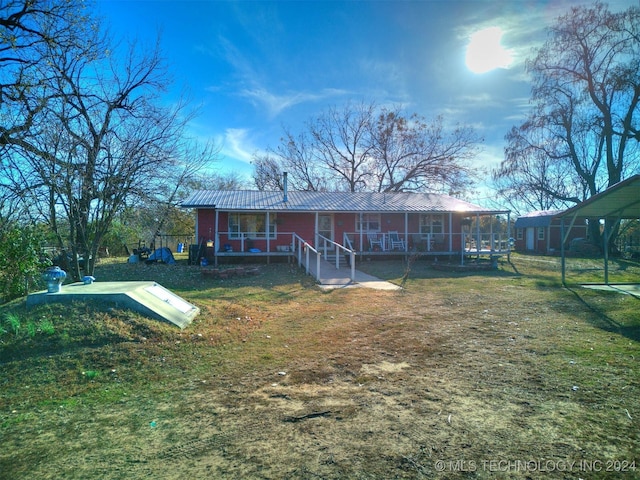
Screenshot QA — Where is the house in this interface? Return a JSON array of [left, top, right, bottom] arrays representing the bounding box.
[[514, 210, 587, 254], [181, 189, 511, 265]]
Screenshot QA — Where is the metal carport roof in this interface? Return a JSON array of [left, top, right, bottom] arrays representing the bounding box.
[[559, 175, 640, 220], [557, 174, 640, 285]]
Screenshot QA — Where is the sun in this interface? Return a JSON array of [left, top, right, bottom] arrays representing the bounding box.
[[465, 26, 513, 74]]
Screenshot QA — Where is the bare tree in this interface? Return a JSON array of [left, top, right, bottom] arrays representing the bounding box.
[[147, 141, 220, 249], [495, 122, 585, 214], [370, 108, 481, 193], [1, 0, 90, 222], [0, 0, 86, 90], [308, 101, 376, 192], [259, 101, 481, 194], [1, 6, 217, 279], [495, 2, 640, 235], [252, 128, 330, 191], [252, 154, 286, 191]]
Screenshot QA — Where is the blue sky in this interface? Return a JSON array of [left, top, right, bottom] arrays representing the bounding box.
[[96, 0, 637, 206]]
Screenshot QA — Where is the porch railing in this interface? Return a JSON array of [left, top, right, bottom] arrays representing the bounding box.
[[214, 231, 299, 254], [345, 231, 511, 255], [292, 233, 356, 283], [463, 233, 512, 254], [292, 233, 320, 281], [317, 234, 356, 281], [210, 230, 510, 276], [212, 230, 511, 256]]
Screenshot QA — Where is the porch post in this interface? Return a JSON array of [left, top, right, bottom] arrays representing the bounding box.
[[476, 213, 481, 253], [266, 212, 270, 249], [404, 212, 409, 252], [507, 212, 511, 261], [266, 212, 270, 263], [489, 214, 494, 251], [214, 208, 219, 267], [546, 223, 551, 254], [315, 212, 319, 249], [448, 212, 453, 252], [195, 210, 200, 249]]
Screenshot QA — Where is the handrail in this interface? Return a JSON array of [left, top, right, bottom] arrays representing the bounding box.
[[292, 233, 320, 281], [317, 234, 356, 281], [343, 233, 357, 281], [343, 233, 354, 251]]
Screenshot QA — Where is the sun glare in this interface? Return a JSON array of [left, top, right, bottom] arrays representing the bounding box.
[[465, 26, 513, 74]]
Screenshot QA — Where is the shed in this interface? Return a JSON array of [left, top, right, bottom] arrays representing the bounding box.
[[514, 210, 588, 254]]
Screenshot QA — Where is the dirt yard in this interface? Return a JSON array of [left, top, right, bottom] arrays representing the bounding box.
[[1, 255, 638, 479]]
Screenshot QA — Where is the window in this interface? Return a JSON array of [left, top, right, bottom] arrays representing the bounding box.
[[517, 228, 523, 240], [356, 213, 380, 232], [420, 214, 443, 236], [537, 227, 545, 240], [228, 214, 276, 239]]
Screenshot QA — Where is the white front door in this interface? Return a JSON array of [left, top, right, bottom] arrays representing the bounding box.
[[526, 227, 535, 250], [318, 214, 333, 253]]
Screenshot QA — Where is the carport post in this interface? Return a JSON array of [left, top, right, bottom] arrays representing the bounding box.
[[603, 218, 610, 285], [561, 218, 566, 285]]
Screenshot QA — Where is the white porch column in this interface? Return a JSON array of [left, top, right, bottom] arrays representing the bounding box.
[[214, 208, 219, 266], [404, 212, 409, 252], [490, 214, 495, 251], [476, 213, 481, 252], [314, 212, 319, 248], [266, 212, 270, 253]]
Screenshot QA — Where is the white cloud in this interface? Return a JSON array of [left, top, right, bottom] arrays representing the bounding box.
[[239, 86, 348, 119], [221, 128, 258, 164]]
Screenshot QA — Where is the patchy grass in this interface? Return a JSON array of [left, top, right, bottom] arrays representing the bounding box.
[[0, 254, 639, 479]]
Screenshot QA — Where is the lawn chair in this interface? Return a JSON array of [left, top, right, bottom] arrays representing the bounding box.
[[388, 231, 405, 251], [368, 233, 383, 251]]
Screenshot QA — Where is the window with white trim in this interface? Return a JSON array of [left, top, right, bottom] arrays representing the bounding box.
[[517, 228, 523, 240], [420, 214, 443, 236], [537, 227, 545, 240], [228, 214, 276, 239], [356, 213, 381, 232]]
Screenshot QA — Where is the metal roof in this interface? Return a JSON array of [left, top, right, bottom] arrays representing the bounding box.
[[558, 175, 640, 220], [514, 210, 564, 228], [181, 190, 509, 214]]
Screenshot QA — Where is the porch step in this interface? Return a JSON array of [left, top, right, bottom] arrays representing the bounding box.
[[325, 254, 350, 268]]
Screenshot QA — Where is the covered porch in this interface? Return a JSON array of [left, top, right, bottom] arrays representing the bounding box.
[[195, 211, 512, 264], [182, 189, 512, 281]]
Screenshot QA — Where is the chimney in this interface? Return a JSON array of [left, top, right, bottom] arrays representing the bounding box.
[[283, 172, 288, 203]]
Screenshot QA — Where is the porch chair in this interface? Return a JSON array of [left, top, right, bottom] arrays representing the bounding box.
[[388, 231, 405, 251], [368, 233, 383, 251]]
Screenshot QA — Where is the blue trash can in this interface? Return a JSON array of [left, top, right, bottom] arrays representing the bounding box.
[[177, 243, 184, 253]]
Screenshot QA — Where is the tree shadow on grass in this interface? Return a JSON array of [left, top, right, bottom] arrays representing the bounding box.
[[566, 287, 640, 342]]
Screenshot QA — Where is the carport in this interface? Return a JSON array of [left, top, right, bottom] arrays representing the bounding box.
[[558, 174, 640, 286]]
